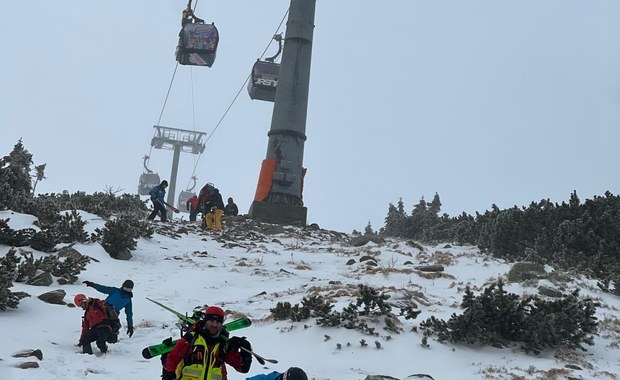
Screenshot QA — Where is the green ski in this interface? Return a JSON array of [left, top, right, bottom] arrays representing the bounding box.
[[142, 298, 252, 359], [141, 316, 252, 359]]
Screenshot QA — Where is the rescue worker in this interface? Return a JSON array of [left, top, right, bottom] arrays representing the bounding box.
[[162, 306, 252, 380]]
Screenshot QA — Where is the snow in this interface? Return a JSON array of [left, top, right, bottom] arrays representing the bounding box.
[[1, 211, 619, 380]]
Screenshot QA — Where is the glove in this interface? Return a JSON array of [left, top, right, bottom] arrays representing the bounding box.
[[162, 371, 176, 380], [162, 337, 173, 346], [127, 326, 134, 337], [82, 280, 94, 287], [228, 336, 251, 351]]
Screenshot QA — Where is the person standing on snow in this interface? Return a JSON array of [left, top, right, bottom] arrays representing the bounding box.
[[74, 294, 115, 355], [162, 306, 253, 380], [83, 279, 135, 338], [148, 180, 168, 222], [186, 194, 200, 222], [246, 367, 308, 380]]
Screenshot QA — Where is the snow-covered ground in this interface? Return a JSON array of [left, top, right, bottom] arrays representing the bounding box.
[[1, 210, 619, 380]]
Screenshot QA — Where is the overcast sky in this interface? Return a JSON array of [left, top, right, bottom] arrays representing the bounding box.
[[1, 1, 619, 233]]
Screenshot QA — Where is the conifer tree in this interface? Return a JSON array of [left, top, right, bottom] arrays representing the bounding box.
[[0, 140, 34, 209]]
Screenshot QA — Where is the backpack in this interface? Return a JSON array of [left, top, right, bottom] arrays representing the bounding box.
[[95, 300, 121, 342]]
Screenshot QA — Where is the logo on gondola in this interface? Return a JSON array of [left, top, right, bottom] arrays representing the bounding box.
[[256, 78, 278, 87]]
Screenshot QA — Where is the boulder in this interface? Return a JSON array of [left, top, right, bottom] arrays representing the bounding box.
[[26, 272, 53, 286], [38, 289, 66, 305], [12, 349, 43, 360], [16, 362, 39, 369]]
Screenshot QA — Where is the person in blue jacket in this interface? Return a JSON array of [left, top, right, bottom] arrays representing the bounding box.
[[83, 279, 135, 338], [246, 367, 307, 380], [148, 180, 168, 222]]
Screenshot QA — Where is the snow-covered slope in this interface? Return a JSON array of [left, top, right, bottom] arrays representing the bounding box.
[[1, 213, 619, 380]]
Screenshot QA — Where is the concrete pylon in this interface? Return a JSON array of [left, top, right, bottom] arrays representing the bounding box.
[[249, 0, 316, 227]]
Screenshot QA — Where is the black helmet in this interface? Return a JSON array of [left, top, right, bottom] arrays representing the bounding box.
[[161, 180, 168, 187], [282, 367, 307, 380], [122, 279, 134, 291]]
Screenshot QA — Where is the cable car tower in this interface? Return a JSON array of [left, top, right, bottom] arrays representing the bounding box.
[[248, 0, 316, 226], [151, 125, 206, 206]]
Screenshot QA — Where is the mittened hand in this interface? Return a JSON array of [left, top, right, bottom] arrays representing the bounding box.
[[127, 327, 134, 337], [228, 336, 251, 350], [162, 371, 176, 380], [82, 281, 94, 287]]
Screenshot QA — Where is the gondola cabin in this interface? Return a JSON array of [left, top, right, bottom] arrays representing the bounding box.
[[138, 173, 161, 195], [176, 22, 219, 67], [177, 191, 195, 211], [247, 60, 280, 102]]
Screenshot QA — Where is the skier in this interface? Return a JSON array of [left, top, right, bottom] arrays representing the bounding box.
[[74, 294, 114, 355], [246, 367, 308, 380], [162, 306, 252, 380], [204, 187, 225, 231], [83, 279, 134, 338], [148, 180, 168, 222], [224, 197, 239, 216]]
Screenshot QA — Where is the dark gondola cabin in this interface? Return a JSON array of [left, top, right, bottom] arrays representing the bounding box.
[[138, 173, 161, 195], [247, 60, 280, 102], [176, 22, 219, 67]]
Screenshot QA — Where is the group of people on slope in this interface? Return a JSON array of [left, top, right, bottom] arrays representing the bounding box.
[[147, 180, 239, 232], [74, 280, 307, 380], [186, 182, 239, 231]]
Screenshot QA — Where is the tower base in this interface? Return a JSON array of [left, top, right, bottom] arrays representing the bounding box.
[[249, 201, 307, 227]]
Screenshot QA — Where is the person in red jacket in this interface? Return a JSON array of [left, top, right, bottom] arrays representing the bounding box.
[[186, 194, 200, 222], [163, 306, 252, 380], [74, 294, 114, 355]]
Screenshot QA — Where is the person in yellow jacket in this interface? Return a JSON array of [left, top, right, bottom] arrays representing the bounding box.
[[162, 306, 252, 380]]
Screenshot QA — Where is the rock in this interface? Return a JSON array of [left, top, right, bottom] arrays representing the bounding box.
[[305, 223, 320, 231], [538, 285, 563, 298], [507, 262, 546, 282], [38, 289, 66, 305], [16, 362, 39, 369], [349, 235, 385, 247], [415, 264, 444, 272], [346, 259, 356, 265], [359, 255, 377, 263], [56, 246, 83, 260], [12, 349, 43, 360], [26, 271, 53, 286], [365, 376, 399, 380]]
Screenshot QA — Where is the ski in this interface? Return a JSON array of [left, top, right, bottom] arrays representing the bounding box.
[[141, 317, 252, 359], [143, 298, 252, 359], [146, 297, 194, 324], [163, 201, 180, 213]]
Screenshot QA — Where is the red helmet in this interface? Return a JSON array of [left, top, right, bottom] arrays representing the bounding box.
[[203, 306, 225, 322], [74, 294, 87, 306]]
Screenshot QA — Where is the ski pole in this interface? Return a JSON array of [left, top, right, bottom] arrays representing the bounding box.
[[240, 346, 278, 364]]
